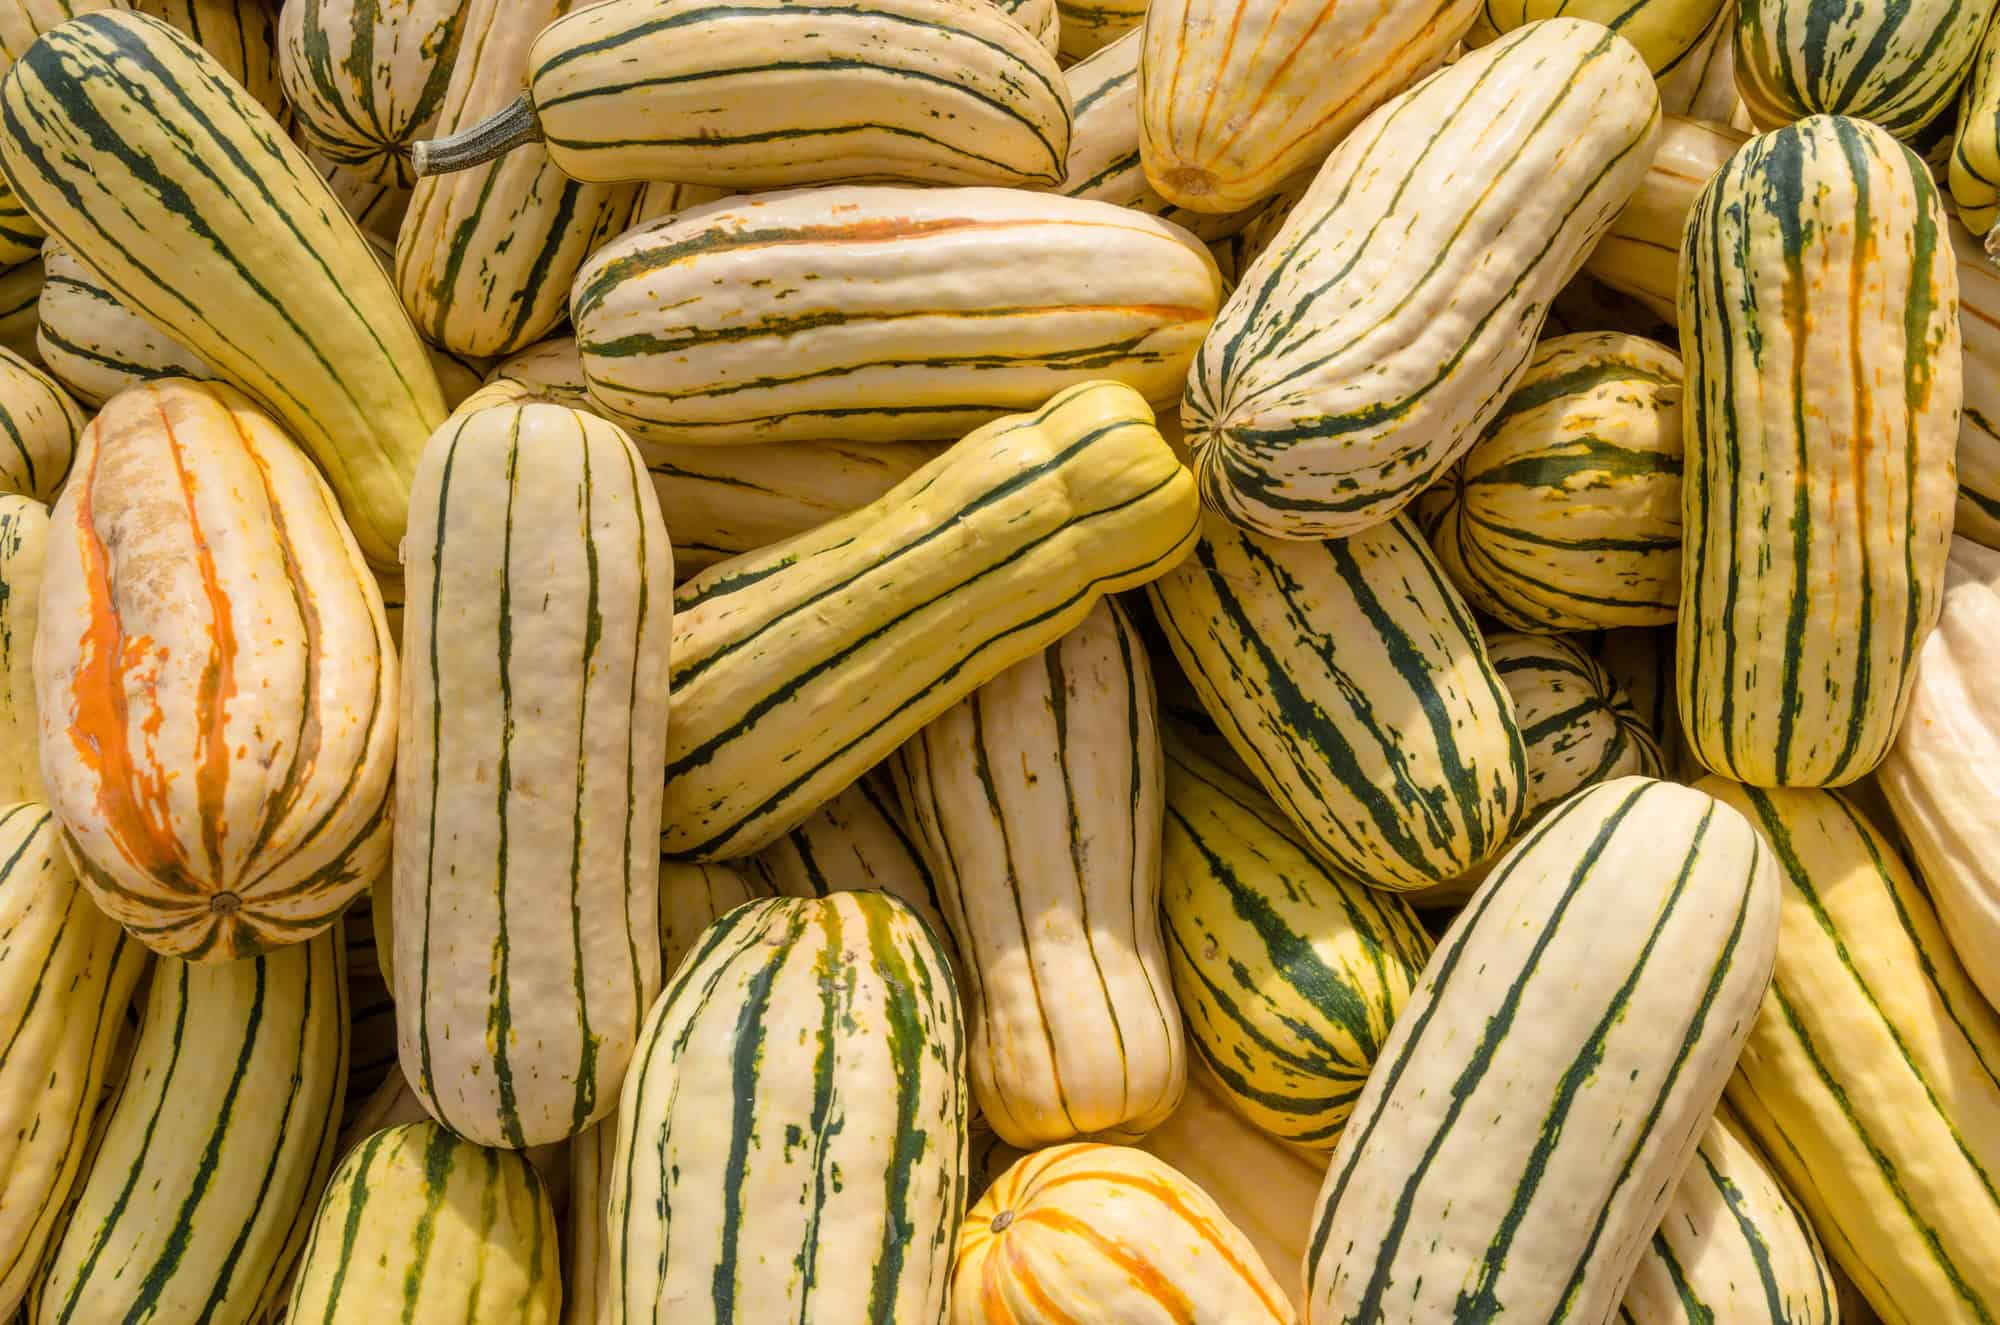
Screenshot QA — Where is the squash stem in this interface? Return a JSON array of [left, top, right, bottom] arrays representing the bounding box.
[[411, 94, 543, 177]]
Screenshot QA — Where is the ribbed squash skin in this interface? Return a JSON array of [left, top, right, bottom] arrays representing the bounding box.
[[137, 0, 284, 117], [1620, 1107, 1835, 1325], [1137, 0, 1475, 214], [1488, 633, 1665, 825], [661, 381, 1198, 861], [1735, 0, 1991, 138], [33, 241, 216, 408], [394, 0, 636, 359], [394, 392, 670, 1149], [0, 804, 146, 1318], [1146, 509, 1527, 891], [1160, 739, 1432, 1149], [0, 350, 77, 504], [0, 10, 449, 569], [1678, 115, 1959, 788], [1954, 12, 2000, 243], [1697, 779, 2000, 1325], [953, 1143, 1294, 1324], [1950, 219, 2000, 548], [1470, 0, 1727, 72], [1878, 537, 2000, 1010], [1185, 20, 1661, 541], [627, 180, 729, 225], [287, 1122, 559, 1324], [279, 0, 464, 189], [609, 892, 966, 1323], [573, 187, 1221, 447], [0, 259, 42, 367], [519, 0, 1070, 188], [0, 2, 126, 267], [895, 599, 1185, 1147], [1306, 777, 1780, 1324], [36, 379, 397, 961], [659, 862, 769, 972], [1583, 116, 1749, 321], [1415, 332, 1685, 632], [0, 498, 43, 805], [32, 927, 347, 1325], [303, 135, 409, 240]]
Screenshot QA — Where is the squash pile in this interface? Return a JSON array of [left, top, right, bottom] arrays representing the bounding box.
[[0, 0, 1994, 1321]]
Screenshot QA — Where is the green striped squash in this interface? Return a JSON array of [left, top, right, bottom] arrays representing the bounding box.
[[1184, 19, 1661, 540], [609, 892, 966, 1322], [572, 187, 1221, 447], [990, 0, 1060, 52], [1587, 625, 1693, 777], [395, 0, 637, 359], [342, 897, 394, 1119], [1146, 508, 1527, 891], [895, 598, 1186, 1147], [1620, 1106, 1835, 1325], [287, 1122, 559, 1324], [0, 10, 449, 569], [1678, 115, 1959, 788], [137, 0, 285, 117], [1305, 777, 1780, 1324], [1657, 0, 1750, 122], [1414, 331, 1685, 632], [1468, 0, 1728, 73], [34, 240, 215, 408], [0, 348, 78, 503], [0, 4, 135, 269], [300, 136, 408, 241], [1160, 737, 1432, 1150], [32, 927, 347, 1325], [627, 180, 729, 226], [662, 380, 1198, 861], [659, 860, 770, 974], [1055, 0, 1137, 58], [394, 388, 671, 1150], [1582, 115, 1749, 322], [1736, 0, 1989, 139], [0, 804, 146, 1318], [278, 0, 465, 189], [0, 258, 41, 367], [0, 497, 43, 806], [1950, 218, 2000, 548], [1487, 633, 1665, 824], [1697, 779, 2000, 1325], [1954, 10, 2000, 243]]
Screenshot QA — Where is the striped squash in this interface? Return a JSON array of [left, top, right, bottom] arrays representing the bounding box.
[[1588, 625, 1692, 776], [0, 804, 146, 1319], [34, 239, 215, 408], [1136, 1061, 1327, 1318], [573, 187, 1221, 447], [746, 769, 956, 962], [1736, 0, 1990, 139], [659, 861, 769, 972], [420, 0, 1071, 190], [333, 1063, 574, 1206], [137, 0, 284, 117], [1413, 332, 1685, 632], [36, 379, 397, 961], [287, 1122, 559, 1324], [0, 348, 78, 502], [394, 389, 671, 1149], [1678, 115, 1959, 788], [608, 892, 966, 1323], [1145, 508, 1527, 891], [1055, 0, 1136, 58], [894, 598, 1186, 1147], [662, 380, 1198, 861], [1657, 0, 1749, 118], [394, 0, 637, 359], [0, 258, 41, 366], [952, 1143, 1294, 1324], [1488, 633, 1665, 824], [1583, 115, 1749, 322], [278, 0, 465, 189], [0, 3, 134, 269], [627, 180, 729, 226], [1159, 737, 1432, 1149], [1956, 12, 2000, 246], [1621, 1106, 1835, 1325], [1304, 777, 1780, 1324], [0, 9, 449, 568], [1697, 779, 2000, 1325], [1137, 0, 1477, 214], [302, 137, 409, 241], [991, 0, 1060, 51], [342, 896, 395, 1118], [1950, 218, 2000, 548], [1469, 0, 1728, 73], [31, 927, 347, 1325], [1185, 19, 1661, 541], [0, 497, 42, 805]]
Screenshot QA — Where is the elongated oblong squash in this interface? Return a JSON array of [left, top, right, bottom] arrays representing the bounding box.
[[662, 380, 1198, 860], [138, 0, 284, 117], [36, 379, 397, 961], [1488, 632, 1665, 823], [33, 240, 216, 408], [0, 496, 44, 805], [0, 10, 449, 568], [32, 927, 347, 1325], [1470, 0, 1728, 73], [1735, 0, 1991, 139], [1698, 779, 2000, 1325], [1950, 219, 2000, 549], [1583, 115, 1749, 321], [1137, 0, 1476, 214], [573, 187, 1221, 446], [0, 3, 133, 268], [1146, 508, 1526, 890], [609, 892, 966, 1323], [395, 393, 670, 1149], [1678, 115, 1959, 788], [1160, 738, 1432, 1149], [896, 598, 1185, 1147], [279, 0, 464, 189], [287, 1122, 559, 1324], [0, 803, 146, 1318], [1186, 19, 1661, 541], [1306, 777, 1779, 1323], [1415, 331, 1685, 632], [0, 348, 78, 503]]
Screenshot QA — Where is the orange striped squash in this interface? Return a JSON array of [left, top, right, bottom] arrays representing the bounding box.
[[951, 1143, 1296, 1323], [34, 378, 397, 961]]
